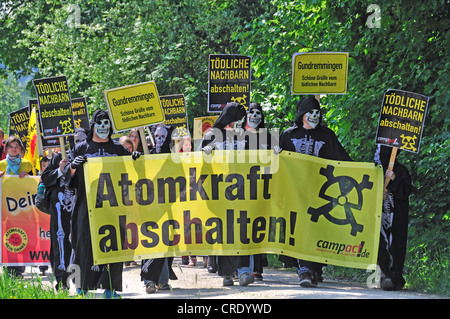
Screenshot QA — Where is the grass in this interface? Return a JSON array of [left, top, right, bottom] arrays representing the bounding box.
[[0, 267, 77, 299]]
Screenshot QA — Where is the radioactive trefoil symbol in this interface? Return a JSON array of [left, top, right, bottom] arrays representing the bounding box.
[[307, 165, 373, 236]]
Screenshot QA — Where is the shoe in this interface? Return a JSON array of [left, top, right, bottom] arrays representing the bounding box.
[[158, 283, 170, 290], [381, 277, 394, 291], [239, 273, 255, 286], [189, 257, 197, 266], [103, 290, 122, 299], [299, 272, 317, 287], [145, 281, 157, 294], [181, 256, 189, 265], [207, 256, 217, 273], [223, 276, 234, 286], [252, 272, 263, 281]]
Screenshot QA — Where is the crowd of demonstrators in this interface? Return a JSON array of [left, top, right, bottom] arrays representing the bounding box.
[[0, 95, 414, 297]]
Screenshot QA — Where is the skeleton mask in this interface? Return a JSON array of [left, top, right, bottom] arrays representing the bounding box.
[[305, 109, 320, 129], [94, 119, 111, 140], [155, 125, 168, 153], [247, 108, 262, 129], [233, 116, 246, 132]]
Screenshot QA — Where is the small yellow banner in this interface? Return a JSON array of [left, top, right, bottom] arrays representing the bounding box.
[[104, 81, 165, 132], [85, 151, 382, 270], [292, 52, 349, 94]]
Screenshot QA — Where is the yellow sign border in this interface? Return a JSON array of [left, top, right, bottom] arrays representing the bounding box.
[[291, 52, 349, 94], [104, 81, 165, 132]]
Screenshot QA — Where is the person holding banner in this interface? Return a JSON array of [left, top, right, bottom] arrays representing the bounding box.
[[0, 135, 33, 278], [61, 109, 130, 298], [374, 145, 412, 290], [278, 96, 352, 287], [236, 102, 272, 284], [127, 128, 144, 152], [201, 101, 248, 286], [133, 123, 178, 294]]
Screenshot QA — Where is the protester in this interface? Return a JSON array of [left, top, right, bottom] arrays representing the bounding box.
[[278, 96, 352, 287], [0, 128, 6, 160], [134, 123, 178, 293], [0, 136, 33, 278], [127, 128, 144, 152], [236, 102, 272, 284], [374, 145, 412, 290], [40, 148, 74, 290], [119, 135, 134, 153], [201, 101, 248, 286], [61, 109, 130, 298]]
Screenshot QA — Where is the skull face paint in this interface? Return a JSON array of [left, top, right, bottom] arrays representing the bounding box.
[[94, 119, 111, 139], [233, 116, 246, 132], [154, 125, 168, 153], [305, 109, 320, 129], [247, 108, 262, 129]]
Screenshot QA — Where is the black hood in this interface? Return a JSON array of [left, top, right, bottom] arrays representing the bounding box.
[[294, 96, 322, 127], [213, 102, 247, 129], [248, 102, 265, 129], [87, 109, 113, 140]]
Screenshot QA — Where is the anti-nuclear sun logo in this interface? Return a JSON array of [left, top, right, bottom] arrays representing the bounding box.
[[307, 165, 373, 236]]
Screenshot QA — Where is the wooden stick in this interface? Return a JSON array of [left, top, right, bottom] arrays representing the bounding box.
[[59, 136, 66, 159], [138, 127, 149, 154], [383, 147, 398, 196]]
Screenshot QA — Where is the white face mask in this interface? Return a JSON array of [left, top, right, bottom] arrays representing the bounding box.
[[305, 109, 320, 129], [247, 109, 262, 129], [234, 116, 246, 132], [94, 119, 111, 139]]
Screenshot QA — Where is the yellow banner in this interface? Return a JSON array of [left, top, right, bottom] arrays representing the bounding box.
[[85, 151, 383, 269]]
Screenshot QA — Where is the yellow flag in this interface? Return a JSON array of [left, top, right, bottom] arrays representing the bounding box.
[[24, 107, 39, 174]]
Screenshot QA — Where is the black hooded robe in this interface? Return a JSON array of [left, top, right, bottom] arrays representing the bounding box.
[[278, 97, 352, 274], [201, 102, 249, 278], [62, 110, 130, 292], [41, 152, 76, 289], [140, 124, 178, 286], [375, 146, 412, 290]]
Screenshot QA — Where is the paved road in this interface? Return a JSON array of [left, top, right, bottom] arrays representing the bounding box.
[[26, 257, 440, 300], [119, 259, 442, 299]]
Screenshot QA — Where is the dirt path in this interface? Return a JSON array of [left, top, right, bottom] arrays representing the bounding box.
[[23, 257, 442, 300]]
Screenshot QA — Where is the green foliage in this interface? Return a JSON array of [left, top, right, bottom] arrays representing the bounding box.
[[0, 268, 75, 299]]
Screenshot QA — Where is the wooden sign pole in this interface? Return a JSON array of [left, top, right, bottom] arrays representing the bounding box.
[[383, 147, 398, 199], [138, 127, 149, 154], [59, 136, 67, 159]]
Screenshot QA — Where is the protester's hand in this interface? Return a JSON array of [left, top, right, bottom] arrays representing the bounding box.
[[386, 169, 396, 181], [202, 145, 213, 155], [131, 151, 142, 160], [273, 145, 282, 155], [70, 155, 87, 170], [19, 171, 29, 178]]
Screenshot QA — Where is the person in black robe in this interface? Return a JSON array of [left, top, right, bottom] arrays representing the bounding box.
[[201, 102, 248, 286], [135, 123, 178, 294], [374, 145, 412, 290], [278, 96, 352, 287], [40, 128, 87, 290], [235, 102, 272, 285], [61, 109, 130, 298]]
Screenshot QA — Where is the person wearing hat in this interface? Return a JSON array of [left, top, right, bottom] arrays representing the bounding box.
[[61, 109, 130, 298], [200, 102, 248, 286], [278, 96, 352, 287]]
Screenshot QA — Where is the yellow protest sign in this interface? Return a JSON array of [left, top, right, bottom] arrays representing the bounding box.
[[84, 151, 383, 270], [292, 52, 349, 94], [104, 81, 165, 132]]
